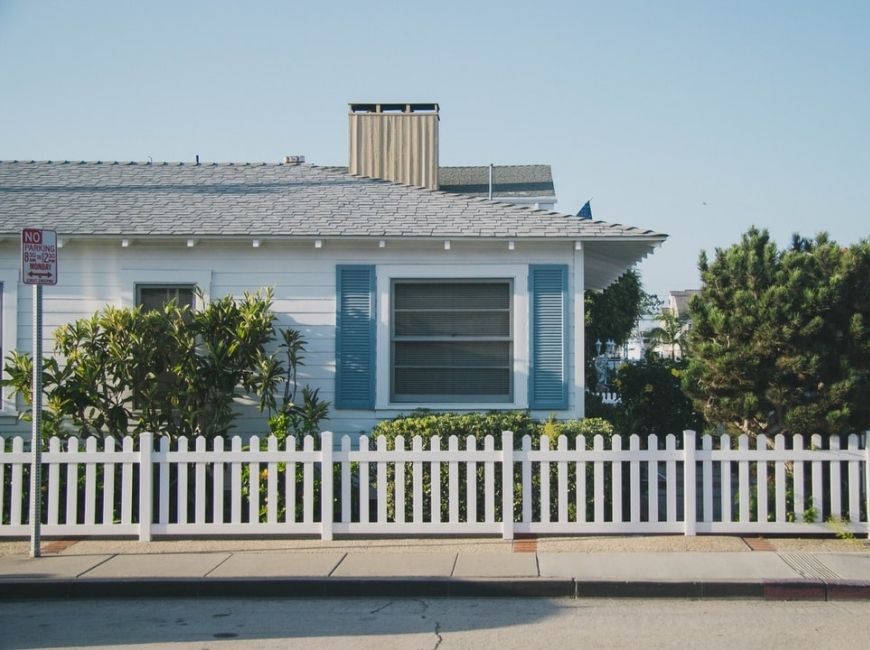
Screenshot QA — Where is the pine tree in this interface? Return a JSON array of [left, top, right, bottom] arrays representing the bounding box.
[[684, 227, 869, 437]]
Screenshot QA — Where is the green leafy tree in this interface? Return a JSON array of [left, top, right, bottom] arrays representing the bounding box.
[[2, 288, 330, 440], [585, 269, 661, 385], [684, 227, 869, 437], [647, 309, 690, 360], [612, 356, 704, 436]]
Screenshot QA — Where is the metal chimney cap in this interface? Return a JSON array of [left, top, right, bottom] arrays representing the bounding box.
[[349, 103, 439, 114]]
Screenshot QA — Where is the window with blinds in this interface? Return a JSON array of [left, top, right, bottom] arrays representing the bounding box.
[[136, 284, 196, 312], [391, 280, 512, 402]]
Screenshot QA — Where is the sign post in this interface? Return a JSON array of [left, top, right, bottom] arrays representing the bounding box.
[[21, 228, 58, 559]]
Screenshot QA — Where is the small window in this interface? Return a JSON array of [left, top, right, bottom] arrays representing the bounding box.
[[136, 284, 195, 312], [391, 280, 513, 403]]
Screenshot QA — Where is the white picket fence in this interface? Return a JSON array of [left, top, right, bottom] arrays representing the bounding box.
[[1, 430, 868, 540]]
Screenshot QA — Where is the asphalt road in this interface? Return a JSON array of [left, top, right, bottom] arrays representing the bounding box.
[[3, 597, 870, 649]]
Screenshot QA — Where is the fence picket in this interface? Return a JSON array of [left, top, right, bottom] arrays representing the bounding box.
[[702, 434, 713, 523], [303, 435, 314, 524], [413, 436, 423, 523], [286, 436, 296, 524], [119, 436, 134, 526], [666, 435, 677, 523], [467, 436, 477, 524], [793, 434, 805, 520], [11, 437, 23, 525], [611, 434, 623, 523], [359, 435, 369, 524], [647, 434, 658, 524], [757, 435, 768, 524], [738, 435, 750, 523], [576, 434, 587, 523], [320, 431, 334, 540], [540, 435, 550, 524], [0, 439, 5, 526], [849, 435, 860, 523], [830, 436, 842, 518], [772, 435, 784, 522], [431, 436, 441, 524], [395, 435, 406, 524], [84, 437, 97, 525], [66, 437, 80, 526], [231, 436, 242, 524], [377, 435, 387, 524], [267, 436, 278, 524], [594, 435, 604, 523], [249, 436, 261, 524], [213, 437, 224, 524], [158, 437, 169, 524], [195, 437, 207, 525], [721, 434, 731, 523], [811, 434, 823, 522], [629, 435, 640, 523], [176, 437, 188, 525], [683, 430, 696, 535], [484, 435, 495, 524], [47, 437, 60, 525], [106, 436, 116, 525], [341, 436, 352, 524], [557, 435, 568, 523], [522, 435, 533, 523], [448, 436, 459, 524]]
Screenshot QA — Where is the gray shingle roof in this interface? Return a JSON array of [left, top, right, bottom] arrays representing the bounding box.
[[438, 165, 555, 198], [0, 161, 665, 241]]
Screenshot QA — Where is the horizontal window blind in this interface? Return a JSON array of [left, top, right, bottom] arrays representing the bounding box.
[[392, 280, 512, 403]]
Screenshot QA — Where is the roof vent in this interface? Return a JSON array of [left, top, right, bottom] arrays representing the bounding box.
[[283, 155, 305, 165]]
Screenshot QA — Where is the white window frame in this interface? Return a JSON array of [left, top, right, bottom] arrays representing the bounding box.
[[119, 269, 212, 310], [376, 264, 529, 410], [0, 269, 19, 416]]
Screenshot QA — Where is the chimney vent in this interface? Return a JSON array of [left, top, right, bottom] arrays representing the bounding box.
[[349, 103, 439, 190], [283, 155, 305, 165]]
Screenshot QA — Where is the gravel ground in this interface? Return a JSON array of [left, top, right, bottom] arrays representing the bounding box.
[[1, 535, 868, 557]]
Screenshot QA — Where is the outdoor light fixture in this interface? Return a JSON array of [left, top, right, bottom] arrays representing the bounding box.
[[314, 239, 322, 249], [508, 240, 515, 251], [252, 239, 261, 248], [121, 239, 129, 248], [444, 240, 451, 250], [186, 239, 196, 248], [379, 240, 386, 248]]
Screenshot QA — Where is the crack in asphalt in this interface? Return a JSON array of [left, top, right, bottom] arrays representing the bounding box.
[[369, 601, 393, 614], [432, 621, 443, 650]]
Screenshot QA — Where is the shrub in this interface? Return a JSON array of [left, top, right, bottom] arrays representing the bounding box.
[[2, 288, 329, 440]]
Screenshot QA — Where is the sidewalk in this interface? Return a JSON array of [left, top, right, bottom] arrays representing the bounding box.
[[2, 536, 870, 600]]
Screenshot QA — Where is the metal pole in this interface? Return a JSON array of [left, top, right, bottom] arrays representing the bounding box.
[[29, 283, 43, 558]]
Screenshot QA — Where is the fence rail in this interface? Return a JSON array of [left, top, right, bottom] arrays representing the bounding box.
[[1, 430, 868, 539]]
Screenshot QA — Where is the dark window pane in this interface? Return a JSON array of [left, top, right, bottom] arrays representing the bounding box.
[[391, 279, 512, 401], [393, 368, 511, 400], [394, 282, 509, 310], [394, 341, 510, 368], [394, 310, 510, 337], [137, 286, 195, 311]]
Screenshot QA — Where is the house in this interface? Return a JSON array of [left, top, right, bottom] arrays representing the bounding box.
[[0, 103, 666, 436]]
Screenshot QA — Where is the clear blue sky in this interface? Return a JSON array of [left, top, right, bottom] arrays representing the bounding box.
[[2, 0, 868, 299]]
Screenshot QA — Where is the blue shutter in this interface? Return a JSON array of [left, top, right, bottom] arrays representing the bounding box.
[[335, 265, 376, 409], [529, 265, 569, 409]]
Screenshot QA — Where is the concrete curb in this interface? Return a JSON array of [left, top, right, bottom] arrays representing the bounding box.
[[0, 577, 575, 600], [4, 577, 870, 601]]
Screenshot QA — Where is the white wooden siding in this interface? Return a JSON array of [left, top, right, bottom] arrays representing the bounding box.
[[0, 240, 582, 436]]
